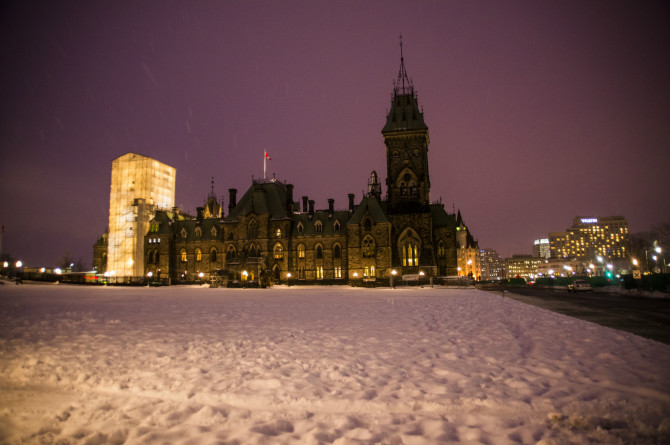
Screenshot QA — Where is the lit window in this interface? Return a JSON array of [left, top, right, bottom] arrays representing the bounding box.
[[334, 267, 342, 279], [276, 228, 282, 238], [274, 243, 284, 259], [196, 248, 202, 262], [298, 244, 305, 259], [180, 249, 187, 262], [316, 266, 324, 280]]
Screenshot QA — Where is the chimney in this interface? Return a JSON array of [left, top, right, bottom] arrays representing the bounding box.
[[328, 198, 334, 218], [286, 184, 294, 212], [302, 196, 308, 213], [228, 188, 237, 213], [348, 194, 355, 212], [308, 200, 315, 216]]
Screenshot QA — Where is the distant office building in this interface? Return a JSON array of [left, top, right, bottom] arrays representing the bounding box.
[[505, 255, 543, 280], [104, 153, 176, 277], [533, 238, 550, 259], [479, 249, 504, 280], [549, 216, 629, 260]]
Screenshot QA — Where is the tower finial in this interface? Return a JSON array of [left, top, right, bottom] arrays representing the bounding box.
[[208, 176, 216, 198], [394, 34, 412, 96]]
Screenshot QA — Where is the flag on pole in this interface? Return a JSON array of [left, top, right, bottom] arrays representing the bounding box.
[[264, 150, 271, 179]]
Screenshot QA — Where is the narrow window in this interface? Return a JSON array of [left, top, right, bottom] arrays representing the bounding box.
[[298, 244, 305, 259], [195, 248, 202, 262]]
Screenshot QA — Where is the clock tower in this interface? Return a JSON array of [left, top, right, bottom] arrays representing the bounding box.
[[382, 39, 430, 213]]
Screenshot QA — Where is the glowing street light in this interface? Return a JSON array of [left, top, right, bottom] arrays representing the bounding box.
[[15, 260, 23, 268], [147, 271, 153, 278]]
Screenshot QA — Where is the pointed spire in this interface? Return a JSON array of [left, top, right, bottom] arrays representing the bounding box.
[[208, 176, 216, 199], [394, 34, 413, 96]]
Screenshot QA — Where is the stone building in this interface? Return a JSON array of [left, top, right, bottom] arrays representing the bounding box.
[[96, 49, 478, 285]]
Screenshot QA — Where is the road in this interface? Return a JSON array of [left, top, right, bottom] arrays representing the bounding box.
[[477, 284, 670, 345]]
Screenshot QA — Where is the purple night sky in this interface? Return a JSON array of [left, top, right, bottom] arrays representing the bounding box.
[[1, 1, 669, 268]]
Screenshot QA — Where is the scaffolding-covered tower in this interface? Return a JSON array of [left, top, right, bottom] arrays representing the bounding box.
[[107, 153, 176, 278]]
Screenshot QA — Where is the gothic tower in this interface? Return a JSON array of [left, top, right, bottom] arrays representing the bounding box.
[[382, 38, 430, 213]]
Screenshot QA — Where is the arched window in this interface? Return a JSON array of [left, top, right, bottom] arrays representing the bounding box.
[[195, 248, 202, 262], [180, 249, 187, 262], [180, 228, 188, 239], [211, 226, 217, 237], [315, 244, 323, 259], [274, 243, 284, 259], [362, 236, 376, 258], [315, 221, 323, 233], [210, 248, 218, 263], [147, 250, 154, 264], [195, 227, 202, 238], [247, 220, 258, 239], [363, 218, 372, 231], [298, 244, 306, 259], [316, 266, 324, 280], [438, 241, 446, 257], [276, 228, 282, 238], [403, 243, 419, 266], [226, 245, 236, 260], [334, 220, 341, 232], [297, 222, 304, 234], [333, 243, 342, 259]]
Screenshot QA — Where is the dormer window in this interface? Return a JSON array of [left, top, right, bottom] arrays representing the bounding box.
[[334, 220, 341, 232], [297, 222, 304, 234], [211, 226, 217, 237], [315, 221, 323, 233], [180, 228, 187, 239], [195, 227, 202, 238]]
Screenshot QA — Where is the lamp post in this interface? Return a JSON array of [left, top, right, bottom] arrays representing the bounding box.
[[390, 269, 397, 288], [242, 270, 248, 288], [287, 272, 291, 287]]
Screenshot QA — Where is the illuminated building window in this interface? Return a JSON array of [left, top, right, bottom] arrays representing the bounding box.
[[403, 243, 418, 266], [298, 244, 305, 259], [195, 248, 202, 262], [180, 249, 187, 262], [274, 243, 283, 259], [334, 267, 342, 279], [276, 228, 282, 238], [316, 266, 324, 280]]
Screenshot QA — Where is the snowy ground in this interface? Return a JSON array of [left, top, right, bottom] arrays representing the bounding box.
[[1, 284, 669, 445]]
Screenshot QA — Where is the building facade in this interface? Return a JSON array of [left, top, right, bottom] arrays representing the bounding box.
[[533, 238, 550, 259], [505, 255, 544, 281], [96, 51, 478, 285], [479, 249, 505, 280], [101, 153, 176, 277], [549, 216, 629, 261]]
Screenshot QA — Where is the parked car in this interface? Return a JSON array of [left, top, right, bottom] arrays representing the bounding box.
[[568, 279, 592, 292]]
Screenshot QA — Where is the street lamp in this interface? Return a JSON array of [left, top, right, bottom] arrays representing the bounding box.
[[287, 272, 291, 287], [391, 269, 397, 288], [242, 270, 248, 288]]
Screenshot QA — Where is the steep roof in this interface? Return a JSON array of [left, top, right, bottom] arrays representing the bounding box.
[[348, 196, 390, 225], [226, 180, 289, 220], [382, 41, 428, 134], [430, 204, 458, 228]]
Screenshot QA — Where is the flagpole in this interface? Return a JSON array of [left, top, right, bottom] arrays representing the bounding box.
[[264, 150, 266, 179]]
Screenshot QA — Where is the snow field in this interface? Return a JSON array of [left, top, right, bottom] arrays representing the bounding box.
[[0, 284, 669, 444]]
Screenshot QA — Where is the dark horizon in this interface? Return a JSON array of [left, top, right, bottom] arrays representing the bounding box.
[[1, 1, 669, 267]]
